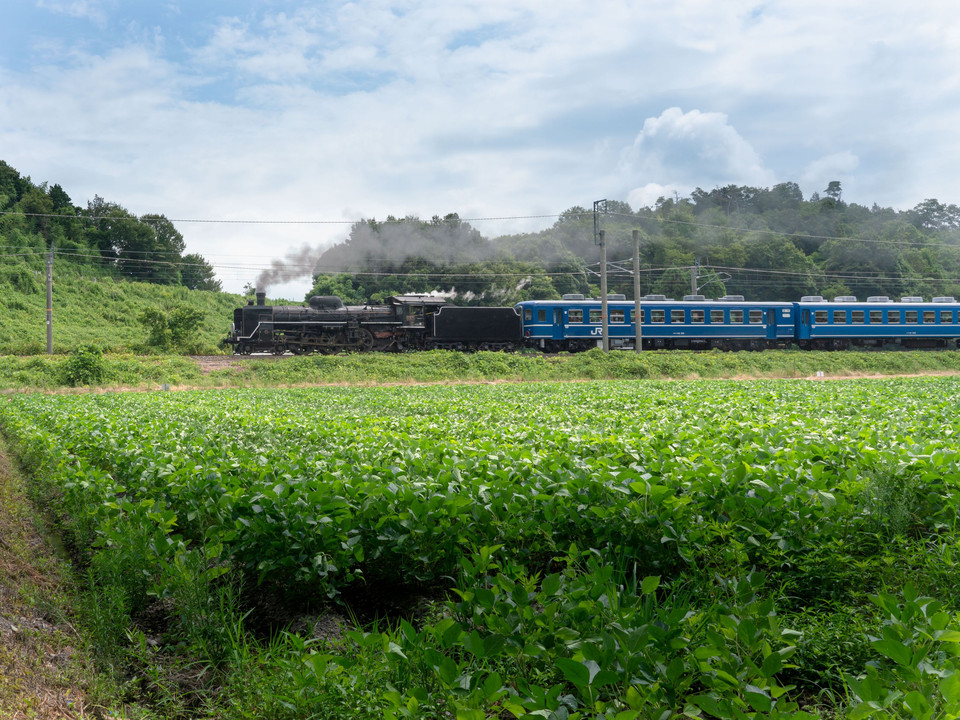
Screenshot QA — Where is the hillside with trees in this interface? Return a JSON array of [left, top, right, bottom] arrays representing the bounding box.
[[1, 160, 220, 291], [0, 160, 234, 353], [5, 157, 960, 354], [307, 183, 960, 305]]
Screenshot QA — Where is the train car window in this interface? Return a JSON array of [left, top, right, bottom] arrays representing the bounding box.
[[589, 309, 602, 324], [554, 309, 562, 324], [832, 310, 846, 324], [905, 311, 919, 324], [940, 310, 953, 323], [923, 311, 935, 324], [869, 310, 882, 324], [671, 309, 685, 323], [749, 310, 763, 324], [710, 309, 724, 323], [691, 309, 705, 323], [651, 309, 665, 323], [568, 309, 583, 323], [730, 310, 744, 323], [537, 309, 547, 322], [851, 311, 865, 324], [524, 309, 533, 321], [610, 309, 625, 323], [814, 310, 828, 324], [888, 310, 900, 323]]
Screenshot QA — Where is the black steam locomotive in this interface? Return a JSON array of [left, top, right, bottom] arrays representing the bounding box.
[[225, 292, 522, 354]]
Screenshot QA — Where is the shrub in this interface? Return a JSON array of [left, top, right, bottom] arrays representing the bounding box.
[[61, 344, 106, 386]]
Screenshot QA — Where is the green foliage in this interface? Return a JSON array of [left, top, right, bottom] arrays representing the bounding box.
[[5, 379, 960, 716], [0, 161, 219, 298], [139, 304, 206, 352], [61, 343, 106, 386], [302, 183, 960, 305]]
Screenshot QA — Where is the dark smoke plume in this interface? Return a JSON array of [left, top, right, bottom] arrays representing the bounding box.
[[255, 244, 326, 293], [255, 216, 495, 294]]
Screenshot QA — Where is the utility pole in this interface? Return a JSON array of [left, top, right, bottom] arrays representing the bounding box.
[[633, 229, 642, 353], [600, 230, 609, 352], [691, 257, 701, 296], [46, 241, 53, 354], [594, 199, 608, 352]]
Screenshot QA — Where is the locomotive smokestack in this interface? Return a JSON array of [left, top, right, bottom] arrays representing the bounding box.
[[256, 291, 266, 306]]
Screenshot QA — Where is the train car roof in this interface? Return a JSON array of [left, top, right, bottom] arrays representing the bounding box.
[[515, 298, 794, 306], [796, 300, 959, 307]]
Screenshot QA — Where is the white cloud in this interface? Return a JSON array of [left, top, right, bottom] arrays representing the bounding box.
[[621, 108, 776, 208], [3, 0, 960, 295], [799, 152, 860, 199], [36, 0, 107, 23]]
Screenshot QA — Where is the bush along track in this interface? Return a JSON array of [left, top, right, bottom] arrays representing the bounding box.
[[2, 379, 960, 718]]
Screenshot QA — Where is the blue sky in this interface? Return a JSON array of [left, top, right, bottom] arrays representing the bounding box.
[[2, 0, 959, 296]]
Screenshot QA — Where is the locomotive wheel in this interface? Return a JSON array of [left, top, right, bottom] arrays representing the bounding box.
[[315, 334, 339, 351], [356, 328, 375, 351], [271, 344, 287, 356]]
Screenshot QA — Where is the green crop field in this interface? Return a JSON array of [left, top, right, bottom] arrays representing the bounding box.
[[2, 378, 960, 719]]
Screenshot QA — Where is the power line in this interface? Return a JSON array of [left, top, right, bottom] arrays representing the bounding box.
[[0, 210, 564, 225], [603, 211, 960, 250]]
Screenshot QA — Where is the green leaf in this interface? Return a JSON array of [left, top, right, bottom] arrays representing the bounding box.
[[541, 572, 562, 597], [556, 657, 590, 690], [744, 684, 772, 713], [941, 672, 960, 705], [903, 690, 929, 717], [436, 656, 459, 687], [689, 693, 733, 719], [641, 576, 660, 595], [463, 630, 486, 659], [871, 638, 912, 667], [760, 652, 782, 677]]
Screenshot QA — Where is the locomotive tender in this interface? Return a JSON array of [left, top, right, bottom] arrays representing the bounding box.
[[225, 291, 960, 354]]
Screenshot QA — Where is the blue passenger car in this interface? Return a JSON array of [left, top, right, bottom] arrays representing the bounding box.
[[516, 295, 795, 351], [795, 295, 960, 349]]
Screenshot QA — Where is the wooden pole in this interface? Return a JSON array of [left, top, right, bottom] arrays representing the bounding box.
[[600, 230, 609, 352], [46, 242, 53, 354], [633, 229, 641, 353]]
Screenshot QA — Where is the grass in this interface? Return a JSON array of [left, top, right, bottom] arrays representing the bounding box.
[[0, 436, 140, 719], [0, 260, 245, 355], [2, 347, 960, 392]]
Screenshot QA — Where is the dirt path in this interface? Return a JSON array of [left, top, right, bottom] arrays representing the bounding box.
[[0, 445, 92, 719]]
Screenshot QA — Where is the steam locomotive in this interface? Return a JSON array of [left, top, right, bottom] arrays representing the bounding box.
[[225, 292, 522, 354], [225, 291, 960, 354]]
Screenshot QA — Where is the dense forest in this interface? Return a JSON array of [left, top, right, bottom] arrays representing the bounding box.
[[0, 160, 220, 291], [307, 183, 960, 306]]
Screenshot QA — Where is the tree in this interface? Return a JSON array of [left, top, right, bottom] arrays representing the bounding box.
[[180, 253, 222, 291], [138, 214, 185, 285], [824, 181, 843, 202], [139, 305, 205, 352], [909, 199, 960, 230]]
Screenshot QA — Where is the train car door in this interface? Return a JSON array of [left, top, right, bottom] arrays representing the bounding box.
[[766, 308, 778, 339]]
